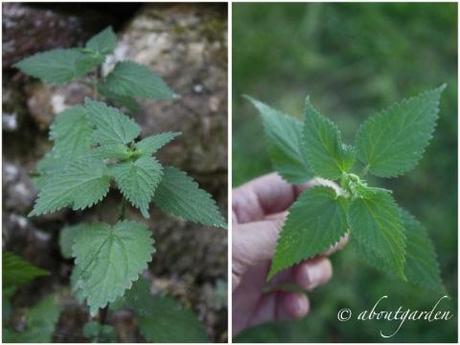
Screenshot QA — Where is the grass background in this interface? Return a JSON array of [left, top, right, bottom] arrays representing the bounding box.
[[232, 3, 457, 342]]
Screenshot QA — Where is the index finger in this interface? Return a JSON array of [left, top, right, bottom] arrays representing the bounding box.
[[232, 173, 311, 224]]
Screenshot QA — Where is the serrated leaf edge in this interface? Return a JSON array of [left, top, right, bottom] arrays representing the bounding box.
[[303, 96, 355, 179], [103, 60, 176, 100], [28, 175, 111, 217], [355, 85, 445, 178], [268, 185, 348, 279], [71, 220, 155, 314], [156, 166, 227, 229], [113, 157, 164, 219], [400, 209, 446, 293], [14, 48, 99, 85], [349, 191, 408, 280], [244, 95, 312, 184]]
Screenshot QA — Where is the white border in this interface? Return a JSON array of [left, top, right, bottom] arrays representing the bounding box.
[[227, 0, 233, 343]]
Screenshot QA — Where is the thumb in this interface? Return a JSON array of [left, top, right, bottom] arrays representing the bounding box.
[[232, 213, 286, 290]]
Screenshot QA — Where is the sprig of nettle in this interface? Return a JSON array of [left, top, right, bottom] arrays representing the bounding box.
[[13, 26, 226, 340], [247, 85, 446, 293]]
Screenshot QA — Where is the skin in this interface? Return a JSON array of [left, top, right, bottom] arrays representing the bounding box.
[[232, 173, 346, 336]]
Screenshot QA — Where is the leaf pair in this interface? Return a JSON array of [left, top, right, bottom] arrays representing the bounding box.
[[14, 27, 116, 84], [249, 85, 445, 292], [15, 27, 174, 102], [31, 99, 227, 228]]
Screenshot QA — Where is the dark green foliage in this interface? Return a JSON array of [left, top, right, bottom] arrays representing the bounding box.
[[13, 25, 224, 340], [233, 3, 456, 342]]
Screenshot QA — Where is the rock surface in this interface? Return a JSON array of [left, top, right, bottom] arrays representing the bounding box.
[[2, 3, 228, 342]]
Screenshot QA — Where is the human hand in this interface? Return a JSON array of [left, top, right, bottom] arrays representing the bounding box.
[[232, 173, 346, 336]]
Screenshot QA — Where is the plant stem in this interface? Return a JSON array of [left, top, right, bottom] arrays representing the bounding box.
[[118, 198, 128, 220], [98, 306, 109, 325]]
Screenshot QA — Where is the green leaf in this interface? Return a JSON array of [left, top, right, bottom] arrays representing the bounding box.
[[304, 97, 356, 180], [109, 276, 152, 314], [3, 295, 60, 343], [85, 26, 117, 56], [119, 278, 208, 343], [14, 48, 97, 84], [3, 252, 49, 288], [348, 189, 407, 280], [355, 85, 445, 177], [33, 154, 63, 190], [70, 264, 86, 304], [59, 225, 84, 259], [269, 186, 348, 279], [71, 221, 155, 316], [138, 296, 209, 343], [97, 82, 141, 114], [349, 208, 443, 292], [29, 157, 110, 216], [33, 152, 77, 191], [114, 278, 209, 342], [85, 99, 141, 145], [135, 132, 181, 156], [36, 152, 64, 175], [246, 96, 313, 184], [153, 166, 227, 228], [111, 156, 163, 218], [92, 144, 130, 160], [400, 209, 445, 292], [101, 61, 175, 100], [50, 106, 92, 156]]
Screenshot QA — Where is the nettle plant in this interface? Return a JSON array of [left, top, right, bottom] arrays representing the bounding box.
[[248, 85, 446, 292], [14, 27, 226, 337]]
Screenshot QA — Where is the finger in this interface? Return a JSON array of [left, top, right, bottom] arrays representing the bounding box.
[[264, 211, 288, 221], [266, 220, 343, 289], [247, 291, 309, 329], [267, 257, 332, 290], [294, 257, 333, 290], [232, 173, 312, 224], [233, 217, 286, 288], [277, 292, 310, 320]]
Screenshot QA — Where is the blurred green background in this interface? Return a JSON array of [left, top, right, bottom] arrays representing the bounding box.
[[233, 3, 457, 343]]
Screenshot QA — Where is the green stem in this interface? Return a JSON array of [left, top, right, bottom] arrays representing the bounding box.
[[118, 199, 128, 221]]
